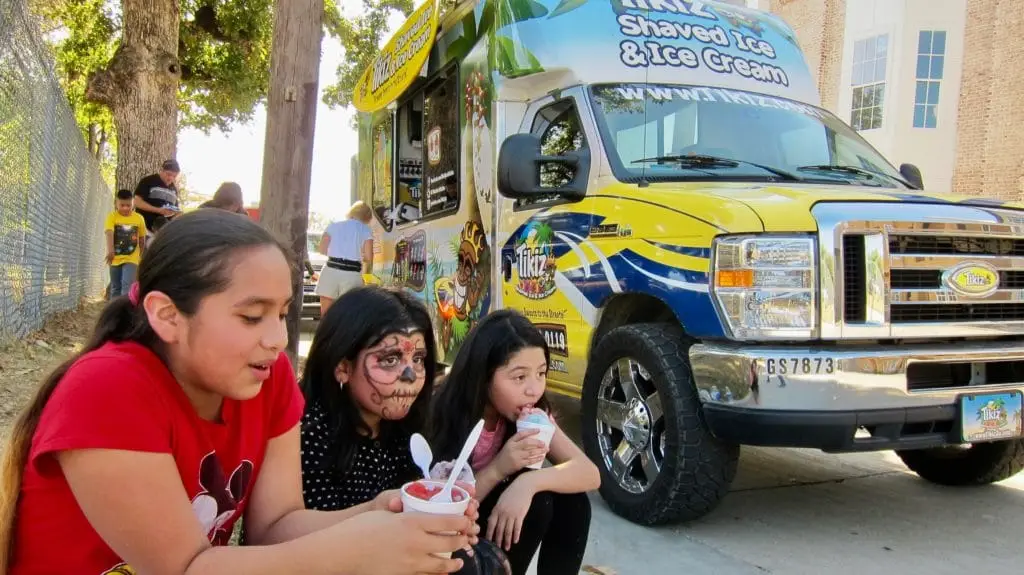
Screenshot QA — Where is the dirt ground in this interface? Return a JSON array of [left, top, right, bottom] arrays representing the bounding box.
[[0, 301, 103, 437]]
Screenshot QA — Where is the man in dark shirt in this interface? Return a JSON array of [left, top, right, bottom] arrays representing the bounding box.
[[133, 159, 181, 233]]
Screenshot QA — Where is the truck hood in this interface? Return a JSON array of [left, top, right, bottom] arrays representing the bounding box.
[[633, 181, 1024, 232]]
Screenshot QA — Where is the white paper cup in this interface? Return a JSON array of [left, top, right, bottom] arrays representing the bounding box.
[[400, 480, 471, 559], [516, 420, 555, 469]]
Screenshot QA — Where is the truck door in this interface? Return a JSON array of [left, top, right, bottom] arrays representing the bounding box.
[[497, 89, 597, 394]]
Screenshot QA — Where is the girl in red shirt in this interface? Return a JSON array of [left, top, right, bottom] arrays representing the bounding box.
[[0, 209, 477, 575]]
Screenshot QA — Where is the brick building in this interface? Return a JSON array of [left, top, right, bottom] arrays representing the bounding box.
[[746, 0, 1024, 200]]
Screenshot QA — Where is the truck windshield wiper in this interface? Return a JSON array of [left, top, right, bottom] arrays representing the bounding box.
[[798, 164, 914, 188], [633, 154, 802, 181]]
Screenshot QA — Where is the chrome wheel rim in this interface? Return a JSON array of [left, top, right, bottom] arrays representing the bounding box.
[[595, 358, 665, 494]]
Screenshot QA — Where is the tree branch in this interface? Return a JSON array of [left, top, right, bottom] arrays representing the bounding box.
[[193, 4, 230, 41], [189, 1, 259, 43]]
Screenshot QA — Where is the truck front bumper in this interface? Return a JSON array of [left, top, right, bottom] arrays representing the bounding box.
[[689, 341, 1024, 453]]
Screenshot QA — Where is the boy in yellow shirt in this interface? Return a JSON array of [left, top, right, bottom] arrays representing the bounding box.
[[104, 189, 147, 299]]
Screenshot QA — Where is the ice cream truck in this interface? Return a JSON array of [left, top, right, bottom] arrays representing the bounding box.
[[351, 0, 1024, 525]]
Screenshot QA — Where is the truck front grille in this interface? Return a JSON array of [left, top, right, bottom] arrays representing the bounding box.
[[891, 270, 1024, 290], [889, 235, 1024, 257], [815, 202, 1024, 339], [891, 303, 1024, 323], [842, 234, 866, 322]]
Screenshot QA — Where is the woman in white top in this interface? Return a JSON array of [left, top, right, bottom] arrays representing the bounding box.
[[316, 201, 374, 314]]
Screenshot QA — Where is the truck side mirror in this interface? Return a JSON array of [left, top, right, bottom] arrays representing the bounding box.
[[496, 133, 589, 202], [899, 163, 924, 190]]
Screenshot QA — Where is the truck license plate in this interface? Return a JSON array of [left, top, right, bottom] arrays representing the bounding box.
[[764, 357, 836, 376], [961, 392, 1023, 443]]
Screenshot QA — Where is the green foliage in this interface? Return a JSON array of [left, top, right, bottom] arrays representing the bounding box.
[[36, 0, 280, 138], [322, 0, 462, 110], [178, 0, 275, 132], [322, 0, 414, 110], [34, 0, 117, 182]]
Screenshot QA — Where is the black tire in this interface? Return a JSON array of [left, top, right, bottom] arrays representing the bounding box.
[[580, 322, 739, 525], [897, 439, 1024, 486]]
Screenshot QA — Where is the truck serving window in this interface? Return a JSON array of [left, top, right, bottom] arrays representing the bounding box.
[[394, 95, 424, 226], [589, 83, 907, 188], [370, 114, 395, 230], [420, 71, 460, 218]]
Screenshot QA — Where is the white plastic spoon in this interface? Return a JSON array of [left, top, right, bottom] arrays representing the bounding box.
[[432, 419, 485, 502], [410, 433, 433, 480]]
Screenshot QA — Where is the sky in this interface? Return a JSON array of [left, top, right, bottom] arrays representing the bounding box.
[[176, 7, 406, 223]]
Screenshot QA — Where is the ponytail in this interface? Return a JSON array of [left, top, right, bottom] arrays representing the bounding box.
[[0, 296, 150, 570]]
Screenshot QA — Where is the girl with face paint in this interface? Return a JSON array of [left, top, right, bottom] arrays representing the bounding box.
[[300, 287, 438, 511], [299, 287, 511, 575]]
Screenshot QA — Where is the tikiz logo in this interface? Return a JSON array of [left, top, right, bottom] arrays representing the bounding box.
[[427, 126, 442, 165], [536, 323, 568, 357]]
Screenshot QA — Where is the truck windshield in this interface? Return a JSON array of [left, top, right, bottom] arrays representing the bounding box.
[[589, 83, 908, 188]]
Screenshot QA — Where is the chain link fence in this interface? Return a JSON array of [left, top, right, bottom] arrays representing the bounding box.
[[0, 0, 110, 342]]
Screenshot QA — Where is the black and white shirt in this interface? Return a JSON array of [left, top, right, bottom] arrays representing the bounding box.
[[300, 400, 420, 511], [133, 173, 178, 232]]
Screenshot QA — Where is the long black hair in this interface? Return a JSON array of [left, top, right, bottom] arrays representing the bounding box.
[[428, 309, 551, 462], [0, 209, 287, 570], [300, 286, 437, 471]]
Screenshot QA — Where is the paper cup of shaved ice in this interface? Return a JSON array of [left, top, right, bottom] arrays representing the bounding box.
[[400, 479, 471, 559], [516, 409, 554, 470]]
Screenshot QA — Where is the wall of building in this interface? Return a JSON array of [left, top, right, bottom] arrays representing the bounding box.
[[951, 0, 1024, 200], [892, 0, 966, 192], [772, 0, 969, 193], [767, 0, 846, 112], [835, 0, 905, 163]]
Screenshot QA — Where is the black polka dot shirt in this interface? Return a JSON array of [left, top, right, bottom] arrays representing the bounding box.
[[300, 400, 421, 511]]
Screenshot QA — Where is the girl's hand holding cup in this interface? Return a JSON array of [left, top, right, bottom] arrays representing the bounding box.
[[397, 480, 481, 556], [495, 427, 549, 477], [342, 509, 472, 574], [515, 409, 555, 470]]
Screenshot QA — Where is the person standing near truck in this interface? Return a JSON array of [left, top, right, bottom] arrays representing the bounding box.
[[315, 201, 374, 315], [104, 189, 146, 299], [199, 181, 248, 214], [133, 159, 181, 236]]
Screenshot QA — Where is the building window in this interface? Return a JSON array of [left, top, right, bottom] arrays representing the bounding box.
[[850, 34, 888, 131], [914, 30, 946, 129]]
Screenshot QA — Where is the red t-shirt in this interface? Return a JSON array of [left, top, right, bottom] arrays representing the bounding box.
[[10, 341, 304, 575]]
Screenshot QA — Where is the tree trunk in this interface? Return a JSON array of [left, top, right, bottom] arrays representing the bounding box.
[[85, 0, 180, 191], [96, 127, 108, 162], [260, 0, 323, 363], [87, 124, 97, 156]]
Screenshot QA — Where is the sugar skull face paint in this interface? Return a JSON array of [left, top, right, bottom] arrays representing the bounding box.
[[343, 330, 428, 422]]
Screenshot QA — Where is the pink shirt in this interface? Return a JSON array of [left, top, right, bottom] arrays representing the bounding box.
[[470, 419, 506, 472], [469, 410, 558, 472]]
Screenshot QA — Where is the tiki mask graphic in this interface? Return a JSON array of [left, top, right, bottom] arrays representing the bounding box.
[[454, 221, 487, 321]]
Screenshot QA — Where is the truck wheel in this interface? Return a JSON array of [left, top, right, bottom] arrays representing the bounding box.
[[580, 322, 739, 525], [896, 440, 1024, 486]]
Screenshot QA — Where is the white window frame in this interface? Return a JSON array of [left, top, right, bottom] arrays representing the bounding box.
[[913, 30, 946, 129], [850, 34, 889, 131]]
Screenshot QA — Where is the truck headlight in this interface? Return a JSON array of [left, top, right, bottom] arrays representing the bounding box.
[[711, 235, 817, 340]]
